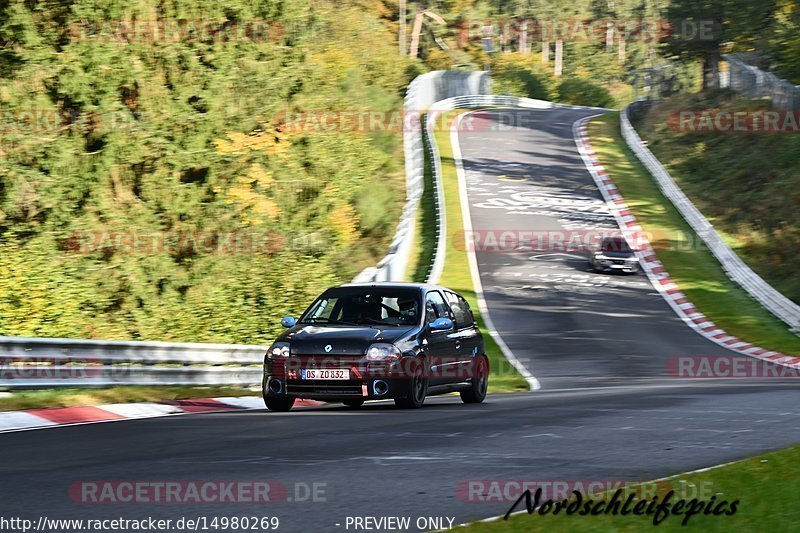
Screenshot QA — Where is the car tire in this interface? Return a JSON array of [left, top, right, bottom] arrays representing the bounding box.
[[342, 399, 364, 408], [264, 396, 296, 412], [395, 359, 428, 409], [460, 356, 489, 404]]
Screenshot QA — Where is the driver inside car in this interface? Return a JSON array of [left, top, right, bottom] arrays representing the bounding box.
[[341, 298, 382, 323], [397, 297, 418, 323]]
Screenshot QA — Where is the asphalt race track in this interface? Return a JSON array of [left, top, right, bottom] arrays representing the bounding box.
[[457, 108, 739, 388], [2, 108, 799, 532]]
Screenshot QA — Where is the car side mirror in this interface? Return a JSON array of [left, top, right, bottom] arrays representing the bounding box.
[[429, 318, 453, 331], [281, 316, 297, 328]]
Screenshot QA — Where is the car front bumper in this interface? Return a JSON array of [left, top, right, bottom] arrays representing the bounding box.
[[264, 358, 409, 401], [594, 261, 639, 273], [263, 374, 406, 401]]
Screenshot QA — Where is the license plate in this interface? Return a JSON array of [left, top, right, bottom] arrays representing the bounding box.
[[301, 369, 350, 380]]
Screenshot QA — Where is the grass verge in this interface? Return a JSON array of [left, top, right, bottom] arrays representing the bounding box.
[[0, 386, 255, 412], [432, 110, 528, 393], [460, 445, 800, 531], [633, 91, 800, 303], [589, 114, 800, 356]]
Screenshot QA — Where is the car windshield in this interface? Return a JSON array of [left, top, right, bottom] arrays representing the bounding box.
[[601, 237, 633, 253], [299, 288, 421, 326]]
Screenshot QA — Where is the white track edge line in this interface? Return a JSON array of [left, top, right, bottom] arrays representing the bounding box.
[[451, 111, 541, 391]]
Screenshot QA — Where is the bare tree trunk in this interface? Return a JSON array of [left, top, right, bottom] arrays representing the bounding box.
[[500, 24, 509, 53], [703, 49, 721, 90], [456, 19, 468, 49], [409, 10, 424, 58], [554, 38, 563, 76], [519, 20, 529, 54], [618, 33, 626, 64], [399, 0, 407, 55], [541, 40, 549, 65], [605, 21, 614, 51]]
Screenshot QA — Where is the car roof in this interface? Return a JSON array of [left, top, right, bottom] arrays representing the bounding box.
[[334, 282, 453, 294]]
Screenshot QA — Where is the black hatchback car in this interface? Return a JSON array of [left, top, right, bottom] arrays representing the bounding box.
[[262, 283, 488, 411], [588, 236, 640, 274]]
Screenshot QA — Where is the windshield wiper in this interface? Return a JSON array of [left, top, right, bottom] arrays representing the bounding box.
[[303, 317, 360, 326], [361, 318, 397, 326]]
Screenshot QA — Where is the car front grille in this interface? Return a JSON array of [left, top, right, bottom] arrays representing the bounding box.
[[289, 355, 362, 369], [286, 380, 363, 397]]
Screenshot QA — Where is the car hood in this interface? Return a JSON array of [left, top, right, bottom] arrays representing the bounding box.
[[276, 324, 416, 355]]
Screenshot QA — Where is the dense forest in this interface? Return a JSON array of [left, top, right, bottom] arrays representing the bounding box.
[[1, 0, 798, 342], [0, 0, 416, 342]]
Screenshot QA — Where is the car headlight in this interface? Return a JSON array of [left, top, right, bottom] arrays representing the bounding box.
[[268, 342, 290, 359], [366, 343, 401, 361], [627, 257, 639, 262]]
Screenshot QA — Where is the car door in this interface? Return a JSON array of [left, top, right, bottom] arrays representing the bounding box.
[[423, 290, 458, 386], [444, 291, 482, 383]]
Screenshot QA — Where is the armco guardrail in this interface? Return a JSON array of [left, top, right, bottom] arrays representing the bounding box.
[[622, 102, 800, 333], [723, 54, 800, 109], [353, 70, 490, 283], [0, 336, 266, 389]]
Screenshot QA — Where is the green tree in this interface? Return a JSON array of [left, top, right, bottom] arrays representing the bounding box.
[[665, 0, 776, 89]]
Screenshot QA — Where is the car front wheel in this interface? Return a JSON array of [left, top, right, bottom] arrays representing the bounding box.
[[460, 356, 489, 404], [264, 396, 296, 412], [395, 359, 428, 409]]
